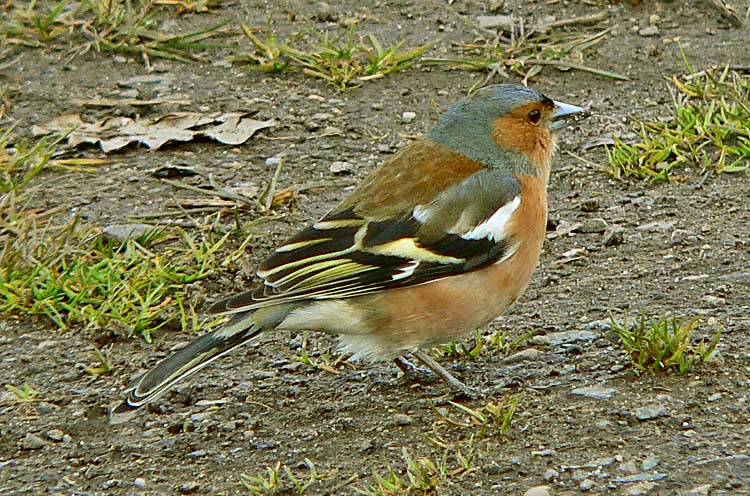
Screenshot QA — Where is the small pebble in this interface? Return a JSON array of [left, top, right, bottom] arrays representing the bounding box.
[[314, 2, 336, 22], [603, 226, 625, 246], [635, 404, 668, 420], [636, 221, 673, 232], [20, 433, 46, 450], [179, 481, 201, 494], [401, 111, 417, 123], [102, 223, 152, 243], [189, 450, 207, 458], [639, 25, 660, 37], [622, 481, 656, 495], [707, 392, 722, 402], [595, 419, 612, 429], [543, 468, 559, 481], [265, 156, 283, 167], [670, 229, 690, 244], [133, 478, 146, 488], [546, 330, 597, 346], [580, 478, 595, 491], [640, 456, 659, 471], [577, 218, 608, 234], [502, 348, 542, 364], [524, 485, 551, 496], [393, 413, 413, 426], [45, 429, 65, 442], [619, 461, 638, 474], [702, 295, 725, 307], [101, 479, 120, 489], [476, 14, 513, 30], [614, 473, 667, 483], [686, 484, 711, 496], [329, 161, 353, 175], [571, 385, 617, 400]]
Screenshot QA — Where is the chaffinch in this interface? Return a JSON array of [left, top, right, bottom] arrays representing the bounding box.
[[113, 84, 583, 414]]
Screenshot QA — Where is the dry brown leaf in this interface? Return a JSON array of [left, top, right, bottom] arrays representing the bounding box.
[[32, 112, 275, 152]]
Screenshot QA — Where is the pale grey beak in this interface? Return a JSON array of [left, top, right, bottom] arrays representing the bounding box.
[[551, 100, 585, 130]]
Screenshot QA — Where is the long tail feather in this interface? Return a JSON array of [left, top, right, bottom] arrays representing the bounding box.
[[111, 313, 263, 415]]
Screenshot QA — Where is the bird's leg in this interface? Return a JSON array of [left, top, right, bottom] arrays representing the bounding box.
[[393, 355, 436, 384], [412, 349, 482, 398]]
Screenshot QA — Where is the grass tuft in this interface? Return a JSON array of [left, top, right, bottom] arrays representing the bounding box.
[[0, 0, 230, 61], [606, 62, 750, 181], [423, 25, 626, 87], [433, 396, 519, 437], [358, 441, 477, 496], [4, 383, 39, 402], [240, 459, 326, 495], [294, 332, 349, 374], [238, 23, 434, 90], [612, 315, 721, 375], [0, 129, 251, 340]]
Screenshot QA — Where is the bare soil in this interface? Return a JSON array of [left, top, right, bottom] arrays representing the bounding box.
[[2, 1, 750, 495]]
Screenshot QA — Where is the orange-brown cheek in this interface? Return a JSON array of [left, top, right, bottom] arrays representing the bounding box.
[[492, 117, 555, 171]]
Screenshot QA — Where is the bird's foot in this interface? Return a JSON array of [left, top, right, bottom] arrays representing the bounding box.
[[411, 349, 486, 399], [393, 356, 438, 385]]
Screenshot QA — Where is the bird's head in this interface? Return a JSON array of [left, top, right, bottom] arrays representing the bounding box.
[[429, 84, 584, 179]]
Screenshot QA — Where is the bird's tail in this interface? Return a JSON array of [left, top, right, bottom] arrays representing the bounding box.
[[111, 311, 269, 416]]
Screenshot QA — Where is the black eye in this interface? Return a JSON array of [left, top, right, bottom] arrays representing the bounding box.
[[528, 109, 541, 124]]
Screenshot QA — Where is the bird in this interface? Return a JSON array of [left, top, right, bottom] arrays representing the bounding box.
[[112, 84, 583, 415]]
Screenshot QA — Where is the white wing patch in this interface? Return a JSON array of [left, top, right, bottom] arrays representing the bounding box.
[[412, 204, 430, 223], [461, 195, 521, 242], [391, 260, 420, 280]]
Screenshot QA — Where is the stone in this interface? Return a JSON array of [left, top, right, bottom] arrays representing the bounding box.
[[265, 156, 283, 167], [603, 226, 625, 246], [639, 26, 660, 37], [133, 477, 146, 488], [543, 468, 559, 481], [401, 111, 417, 123], [636, 221, 673, 232], [20, 433, 46, 450], [577, 218, 608, 234], [314, 2, 337, 22], [502, 348, 543, 364], [102, 223, 151, 242], [614, 473, 667, 483], [635, 404, 668, 420], [329, 161, 353, 175], [686, 484, 711, 496], [45, 429, 65, 442], [524, 486, 551, 496], [621, 481, 656, 495], [571, 385, 617, 400], [179, 481, 201, 494], [546, 330, 597, 346], [393, 413, 413, 425], [580, 478, 595, 491], [476, 15, 514, 30], [702, 295, 725, 307], [640, 456, 659, 471]]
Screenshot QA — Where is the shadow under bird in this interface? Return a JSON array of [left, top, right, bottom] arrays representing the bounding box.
[[112, 83, 584, 417]]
